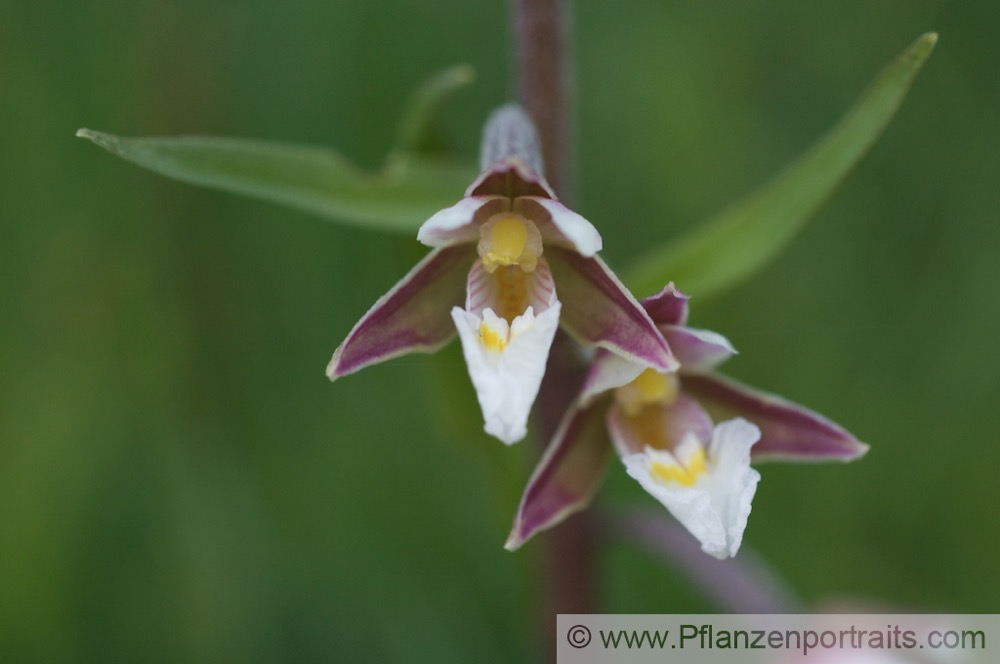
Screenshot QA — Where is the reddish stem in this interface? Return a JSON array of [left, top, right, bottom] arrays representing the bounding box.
[[511, 0, 596, 657], [512, 0, 574, 201]]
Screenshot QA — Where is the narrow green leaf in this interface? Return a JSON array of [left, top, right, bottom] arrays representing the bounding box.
[[76, 129, 477, 233], [625, 32, 938, 300], [392, 64, 476, 157]]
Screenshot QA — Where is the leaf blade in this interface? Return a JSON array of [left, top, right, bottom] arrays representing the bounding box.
[[625, 32, 938, 299], [76, 129, 476, 233]]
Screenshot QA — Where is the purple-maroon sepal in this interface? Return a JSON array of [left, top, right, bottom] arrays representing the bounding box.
[[546, 247, 677, 373], [682, 372, 868, 462], [505, 398, 612, 550], [326, 245, 471, 380]]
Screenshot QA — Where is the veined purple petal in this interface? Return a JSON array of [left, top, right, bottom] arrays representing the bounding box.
[[514, 197, 602, 257], [465, 257, 556, 317], [665, 325, 737, 372], [546, 247, 677, 372], [505, 399, 612, 550], [606, 395, 714, 458], [326, 245, 472, 380], [466, 158, 556, 199], [416, 196, 508, 248], [578, 349, 646, 406], [640, 282, 689, 326], [681, 372, 869, 462]]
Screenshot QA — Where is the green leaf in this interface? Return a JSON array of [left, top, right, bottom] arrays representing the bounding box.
[[77, 65, 480, 233], [625, 32, 938, 300], [77, 129, 477, 233]]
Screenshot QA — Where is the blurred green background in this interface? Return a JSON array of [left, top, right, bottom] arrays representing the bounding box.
[[2, 1, 998, 661]]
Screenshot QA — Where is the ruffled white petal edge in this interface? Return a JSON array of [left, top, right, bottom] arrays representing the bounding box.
[[451, 298, 562, 445], [622, 418, 761, 559]]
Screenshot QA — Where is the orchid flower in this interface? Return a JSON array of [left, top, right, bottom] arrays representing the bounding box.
[[326, 105, 676, 444], [507, 282, 868, 557]]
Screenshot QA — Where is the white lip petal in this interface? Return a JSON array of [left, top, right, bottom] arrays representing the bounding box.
[[622, 418, 761, 559], [451, 299, 562, 445], [623, 443, 727, 558], [704, 419, 761, 557], [707, 418, 760, 475]]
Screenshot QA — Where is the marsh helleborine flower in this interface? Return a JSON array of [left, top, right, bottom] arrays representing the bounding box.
[[327, 105, 676, 444], [507, 283, 868, 558]]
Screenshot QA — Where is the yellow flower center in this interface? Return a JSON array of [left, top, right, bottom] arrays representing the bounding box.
[[615, 368, 680, 416], [478, 213, 541, 273], [489, 215, 528, 262], [480, 320, 507, 352], [633, 368, 675, 402], [477, 308, 535, 354], [650, 445, 706, 487]]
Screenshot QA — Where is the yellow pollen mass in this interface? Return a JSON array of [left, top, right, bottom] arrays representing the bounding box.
[[480, 321, 507, 352], [650, 446, 706, 487], [633, 368, 675, 402], [491, 215, 528, 257], [481, 214, 537, 272], [616, 369, 680, 415]]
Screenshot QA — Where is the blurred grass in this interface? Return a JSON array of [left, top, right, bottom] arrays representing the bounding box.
[[2, 0, 999, 661]]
